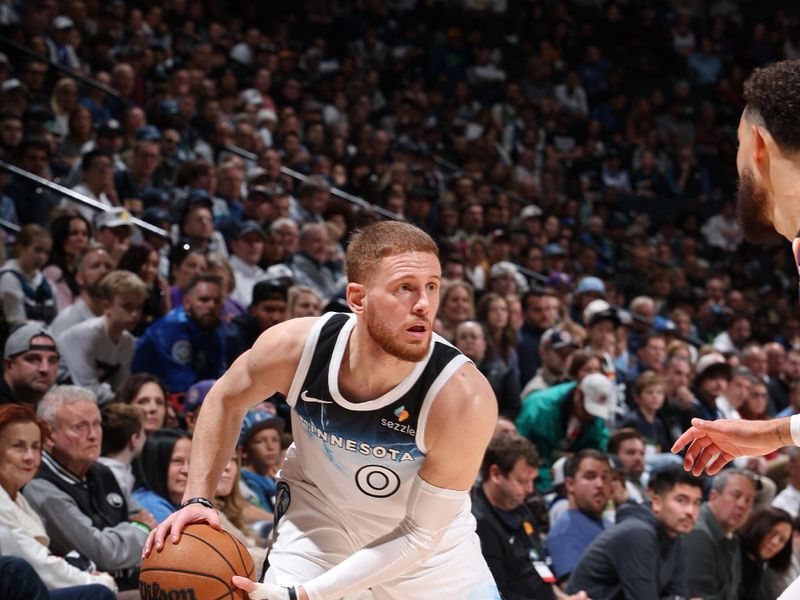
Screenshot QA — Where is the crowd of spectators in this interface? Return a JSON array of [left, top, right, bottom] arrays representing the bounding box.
[[3, 0, 800, 597]]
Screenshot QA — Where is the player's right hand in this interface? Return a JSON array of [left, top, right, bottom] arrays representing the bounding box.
[[141, 504, 221, 558], [231, 577, 300, 600]]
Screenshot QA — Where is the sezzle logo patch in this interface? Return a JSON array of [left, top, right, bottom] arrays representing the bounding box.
[[381, 406, 415, 436]]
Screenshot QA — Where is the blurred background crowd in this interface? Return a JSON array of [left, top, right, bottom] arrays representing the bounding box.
[[1, 0, 800, 598]]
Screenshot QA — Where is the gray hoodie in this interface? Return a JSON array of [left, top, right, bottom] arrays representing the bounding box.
[[566, 503, 689, 599]]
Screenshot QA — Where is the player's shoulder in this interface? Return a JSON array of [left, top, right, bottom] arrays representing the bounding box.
[[434, 360, 497, 418]]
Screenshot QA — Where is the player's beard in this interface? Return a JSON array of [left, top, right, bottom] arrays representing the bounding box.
[[736, 167, 779, 243], [365, 307, 431, 363]]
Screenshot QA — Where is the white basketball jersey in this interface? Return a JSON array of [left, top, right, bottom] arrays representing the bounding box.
[[279, 312, 471, 530]]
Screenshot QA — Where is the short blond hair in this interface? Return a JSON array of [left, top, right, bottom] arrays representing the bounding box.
[[634, 370, 665, 397], [98, 270, 148, 303], [346, 221, 438, 284]]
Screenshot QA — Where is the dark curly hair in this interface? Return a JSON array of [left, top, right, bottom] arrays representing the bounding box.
[[743, 59, 800, 152]]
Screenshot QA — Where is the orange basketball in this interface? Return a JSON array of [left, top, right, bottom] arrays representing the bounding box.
[[140, 523, 256, 600]]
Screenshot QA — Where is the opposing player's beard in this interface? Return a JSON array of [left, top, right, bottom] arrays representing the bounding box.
[[365, 307, 431, 362], [736, 168, 779, 243]]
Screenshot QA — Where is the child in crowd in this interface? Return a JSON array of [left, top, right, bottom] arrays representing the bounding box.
[[98, 403, 146, 509], [0, 224, 56, 329], [621, 371, 672, 455], [59, 270, 147, 404]]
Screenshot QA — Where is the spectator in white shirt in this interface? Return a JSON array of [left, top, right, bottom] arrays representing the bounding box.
[[66, 150, 118, 220], [555, 71, 589, 119], [229, 221, 266, 306], [773, 448, 800, 519]]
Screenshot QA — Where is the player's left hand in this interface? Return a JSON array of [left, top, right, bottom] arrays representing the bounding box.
[[231, 577, 304, 600], [671, 417, 787, 476]]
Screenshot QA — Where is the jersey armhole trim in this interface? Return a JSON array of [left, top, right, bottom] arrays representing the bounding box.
[[415, 354, 471, 455], [285, 313, 337, 408]]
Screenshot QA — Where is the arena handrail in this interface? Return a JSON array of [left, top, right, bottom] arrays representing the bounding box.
[[222, 143, 405, 221], [0, 35, 119, 98], [0, 160, 170, 240]]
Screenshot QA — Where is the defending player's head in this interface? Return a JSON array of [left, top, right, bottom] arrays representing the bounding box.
[[345, 221, 440, 362], [738, 59, 800, 242]]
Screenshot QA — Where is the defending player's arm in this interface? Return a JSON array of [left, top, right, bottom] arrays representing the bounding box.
[[143, 318, 315, 555], [236, 362, 498, 600], [672, 416, 795, 475]]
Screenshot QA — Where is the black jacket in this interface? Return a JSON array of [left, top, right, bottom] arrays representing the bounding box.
[[0, 376, 20, 406], [477, 356, 521, 420], [472, 486, 555, 600], [566, 503, 689, 599], [225, 312, 261, 366]]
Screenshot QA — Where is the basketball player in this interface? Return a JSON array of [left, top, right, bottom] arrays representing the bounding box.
[[672, 59, 800, 600], [144, 221, 502, 599]]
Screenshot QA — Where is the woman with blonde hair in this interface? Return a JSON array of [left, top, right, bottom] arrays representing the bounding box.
[[286, 285, 322, 319], [49, 78, 80, 136], [465, 235, 490, 291], [214, 452, 267, 567], [437, 280, 475, 342]]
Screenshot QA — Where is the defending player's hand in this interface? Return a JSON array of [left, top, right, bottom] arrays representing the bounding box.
[[141, 503, 221, 558], [231, 576, 300, 600], [671, 417, 789, 476]]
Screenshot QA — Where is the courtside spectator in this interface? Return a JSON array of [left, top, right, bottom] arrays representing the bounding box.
[[546, 449, 613, 581], [473, 434, 589, 600], [607, 428, 648, 504], [686, 468, 758, 600], [773, 448, 800, 519], [0, 404, 119, 595], [0, 323, 58, 408], [566, 467, 702, 599], [23, 386, 156, 589]]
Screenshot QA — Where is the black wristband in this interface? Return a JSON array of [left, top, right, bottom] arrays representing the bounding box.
[[286, 587, 297, 600], [180, 497, 214, 510]]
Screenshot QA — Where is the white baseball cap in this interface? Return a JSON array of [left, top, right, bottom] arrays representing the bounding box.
[[579, 373, 616, 420], [551, 456, 568, 486]]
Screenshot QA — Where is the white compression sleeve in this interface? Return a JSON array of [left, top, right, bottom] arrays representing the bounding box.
[[790, 414, 800, 446], [301, 474, 468, 600]]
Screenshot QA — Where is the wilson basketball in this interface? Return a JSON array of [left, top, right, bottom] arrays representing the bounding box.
[[139, 523, 256, 600]]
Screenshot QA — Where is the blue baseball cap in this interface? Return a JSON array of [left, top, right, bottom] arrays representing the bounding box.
[[183, 379, 215, 413], [575, 276, 606, 295]]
